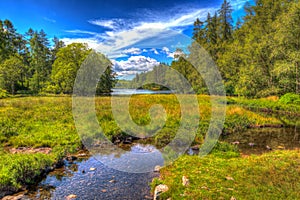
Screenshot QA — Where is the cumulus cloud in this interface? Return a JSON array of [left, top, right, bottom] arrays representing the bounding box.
[[113, 56, 160, 76], [161, 47, 173, 57], [62, 38, 101, 50], [160, 46, 183, 58], [150, 48, 159, 55]]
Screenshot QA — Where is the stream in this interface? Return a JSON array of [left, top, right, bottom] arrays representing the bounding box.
[[22, 144, 161, 200], [223, 127, 300, 155], [11, 127, 300, 200]]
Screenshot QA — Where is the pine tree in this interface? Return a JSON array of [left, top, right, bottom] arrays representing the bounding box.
[[218, 0, 233, 42]]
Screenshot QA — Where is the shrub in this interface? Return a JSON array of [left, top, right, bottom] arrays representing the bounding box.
[[0, 153, 53, 189], [279, 93, 300, 105], [0, 89, 8, 98]]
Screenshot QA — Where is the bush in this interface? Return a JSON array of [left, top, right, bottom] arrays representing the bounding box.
[[0, 89, 8, 98], [0, 153, 53, 189], [279, 93, 300, 105]]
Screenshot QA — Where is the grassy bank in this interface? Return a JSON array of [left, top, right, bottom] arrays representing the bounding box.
[[153, 149, 300, 199], [0, 95, 298, 195]]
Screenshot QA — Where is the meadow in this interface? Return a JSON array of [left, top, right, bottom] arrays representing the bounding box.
[[0, 95, 299, 197]]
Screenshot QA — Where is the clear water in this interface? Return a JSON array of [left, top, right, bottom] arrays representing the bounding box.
[[24, 144, 162, 200]]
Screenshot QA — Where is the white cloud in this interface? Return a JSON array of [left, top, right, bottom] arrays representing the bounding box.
[[61, 1, 249, 79], [43, 17, 56, 23], [61, 38, 101, 51], [160, 47, 184, 58], [88, 19, 126, 30], [88, 19, 115, 29], [112, 56, 160, 76], [231, 0, 249, 10], [162, 47, 170, 53], [62, 7, 213, 59], [150, 48, 159, 55], [65, 29, 97, 35], [122, 47, 142, 55]]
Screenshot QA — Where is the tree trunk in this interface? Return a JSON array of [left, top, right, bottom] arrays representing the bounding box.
[[296, 61, 299, 94], [11, 82, 15, 95]]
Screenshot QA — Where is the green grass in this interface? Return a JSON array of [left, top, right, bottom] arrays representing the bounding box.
[[154, 150, 300, 200], [0, 95, 298, 194], [0, 153, 53, 189], [229, 96, 300, 113]]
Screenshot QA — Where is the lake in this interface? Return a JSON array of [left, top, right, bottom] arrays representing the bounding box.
[[112, 89, 172, 95]]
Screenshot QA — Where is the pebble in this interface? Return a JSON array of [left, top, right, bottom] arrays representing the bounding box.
[[182, 176, 189, 186], [2, 194, 24, 200], [66, 194, 77, 199], [153, 184, 169, 200], [154, 165, 161, 172], [225, 176, 234, 181]]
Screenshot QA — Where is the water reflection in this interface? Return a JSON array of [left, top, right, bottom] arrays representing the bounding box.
[[111, 88, 172, 95], [223, 127, 300, 155], [25, 144, 160, 200], [92, 143, 164, 173]]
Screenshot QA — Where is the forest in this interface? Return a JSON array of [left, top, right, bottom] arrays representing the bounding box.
[[0, 0, 299, 98], [0, 23, 116, 96], [131, 0, 300, 98]]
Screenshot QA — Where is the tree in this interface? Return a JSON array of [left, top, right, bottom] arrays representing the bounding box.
[[206, 12, 219, 60], [51, 43, 91, 94], [193, 18, 206, 46], [27, 29, 51, 92], [51, 36, 65, 63], [0, 19, 24, 62], [96, 63, 117, 94], [218, 0, 233, 42], [0, 55, 26, 94], [273, 1, 300, 94]]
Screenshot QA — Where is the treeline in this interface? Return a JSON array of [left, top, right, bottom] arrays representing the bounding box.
[[132, 0, 300, 97], [0, 21, 116, 95]]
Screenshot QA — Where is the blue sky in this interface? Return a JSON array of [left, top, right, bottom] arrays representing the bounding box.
[[0, 0, 251, 79]]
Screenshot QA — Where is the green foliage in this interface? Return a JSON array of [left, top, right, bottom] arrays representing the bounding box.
[[0, 89, 8, 98], [279, 93, 300, 105], [0, 153, 53, 189], [51, 43, 91, 94], [27, 29, 52, 92], [141, 0, 299, 97], [0, 55, 26, 94], [232, 96, 300, 113], [0, 20, 118, 96]]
